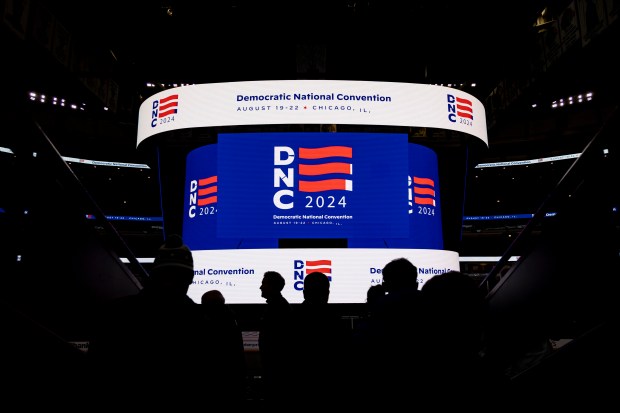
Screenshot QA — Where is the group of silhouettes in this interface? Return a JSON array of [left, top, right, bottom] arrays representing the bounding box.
[[86, 235, 507, 405]]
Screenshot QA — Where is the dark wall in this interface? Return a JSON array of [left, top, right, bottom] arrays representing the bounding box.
[[483, 108, 620, 375], [2, 114, 144, 340]]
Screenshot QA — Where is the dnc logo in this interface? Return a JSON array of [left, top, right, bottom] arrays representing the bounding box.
[[292, 259, 333, 291], [409, 175, 436, 210], [187, 175, 217, 219], [447, 94, 473, 123], [273, 145, 353, 210], [150, 94, 179, 127]]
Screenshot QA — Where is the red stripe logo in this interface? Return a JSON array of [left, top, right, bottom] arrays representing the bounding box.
[[455, 96, 473, 120], [305, 259, 333, 281], [158, 94, 179, 118], [298, 146, 353, 193], [413, 176, 436, 206], [197, 175, 217, 206]]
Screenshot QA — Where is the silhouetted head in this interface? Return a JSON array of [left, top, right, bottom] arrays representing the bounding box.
[[303, 271, 330, 304], [201, 289, 225, 305], [260, 271, 285, 300], [381, 257, 418, 294], [421, 270, 486, 316], [148, 234, 194, 295], [421, 270, 487, 353], [366, 283, 385, 303]]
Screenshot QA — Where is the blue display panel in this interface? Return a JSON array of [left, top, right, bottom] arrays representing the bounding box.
[[348, 143, 444, 249], [217, 132, 410, 239], [182, 133, 443, 251], [182, 144, 278, 250]]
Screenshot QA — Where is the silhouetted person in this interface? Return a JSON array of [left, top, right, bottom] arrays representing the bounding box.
[[88, 234, 211, 406], [294, 271, 353, 403], [258, 270, 294, 402], [419, 270, 492, 402], [351, 283, 386, 387], [365, 283, 386, 316], [372, 257, 423, 401], [201, 289, 247, 402], [352, 283, 386, 346]]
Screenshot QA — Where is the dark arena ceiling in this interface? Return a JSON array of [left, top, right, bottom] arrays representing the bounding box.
[[19, 0, 617, 140], [3, 0, 619, 257], [34, 1, 544, 91]]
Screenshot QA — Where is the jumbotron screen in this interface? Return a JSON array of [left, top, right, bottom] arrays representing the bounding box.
[[182, 132, 453, 303], [137, 80, 488, 303]]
